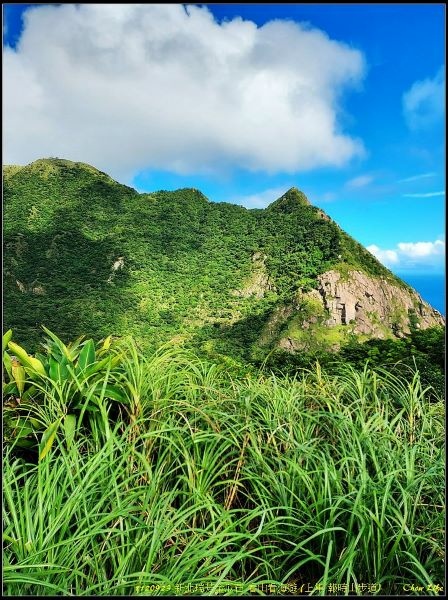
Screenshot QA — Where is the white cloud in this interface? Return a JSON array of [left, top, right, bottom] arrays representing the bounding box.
[[367, 239, 445, 269], [4, 4, 365, 180], [346, 174, 373, 189], [402, 191, 445, 198], [366, 244, 399, 265], [397, 240, 445, 259], [230, 186, 292, 209], [403, 66, 445, 130], [398, 172, 436, 183]]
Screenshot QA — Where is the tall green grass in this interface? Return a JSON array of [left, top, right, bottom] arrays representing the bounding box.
[[3, 341, 445, 595]]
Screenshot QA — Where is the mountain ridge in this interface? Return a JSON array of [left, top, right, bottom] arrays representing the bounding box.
[[3, 158, 444, 358]]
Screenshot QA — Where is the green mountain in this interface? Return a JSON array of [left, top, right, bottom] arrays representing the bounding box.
[[3, 158, 444, 359]]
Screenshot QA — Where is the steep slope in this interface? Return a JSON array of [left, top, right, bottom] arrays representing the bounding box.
[[3, 158, 444, 357]]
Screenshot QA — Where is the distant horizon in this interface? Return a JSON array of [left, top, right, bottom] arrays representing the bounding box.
[[395, 270, 446, 277], [398, 272, 445, 315]]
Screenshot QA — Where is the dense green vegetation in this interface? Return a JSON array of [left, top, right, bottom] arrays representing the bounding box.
[[264, 326, 445, 401], [3, 330, 445, 596], [4, 159, 405, 356]]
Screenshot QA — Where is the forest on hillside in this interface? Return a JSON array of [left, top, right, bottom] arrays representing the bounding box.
[[4, 160, 407, 355]]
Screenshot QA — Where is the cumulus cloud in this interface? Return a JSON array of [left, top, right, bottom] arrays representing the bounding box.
[[4, 4, 365, 180], [366, 244, 399, 266], [367, 239, 445, 269], [230, 186, 294, 209], [403, 66, 445, 130], [397, 240, 445, 259], [345, 174, 373, 189]]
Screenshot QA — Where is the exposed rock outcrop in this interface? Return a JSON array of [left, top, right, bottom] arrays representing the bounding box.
[[107, 256, 125, 284], [261, 269, 445, 354], [231, 253, 276, 299], [307, 269, 444, 338]]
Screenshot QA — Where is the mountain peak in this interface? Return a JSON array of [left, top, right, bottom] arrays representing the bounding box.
[[3, 160, 444, 360], [28, 157, 113, 178], [267, 187, 311, 213]]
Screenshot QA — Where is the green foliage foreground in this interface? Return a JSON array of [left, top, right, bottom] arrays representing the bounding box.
[[3, 331, 445, 596]]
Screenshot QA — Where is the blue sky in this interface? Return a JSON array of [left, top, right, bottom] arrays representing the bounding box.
[[3, 3, 445, 276]]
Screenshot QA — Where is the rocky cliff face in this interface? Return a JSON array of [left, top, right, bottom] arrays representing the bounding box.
[[273, 269, 445, 353], [309, 269, 444, 336], [258, 269, 445, 354], [242, 260, 445, 353]]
